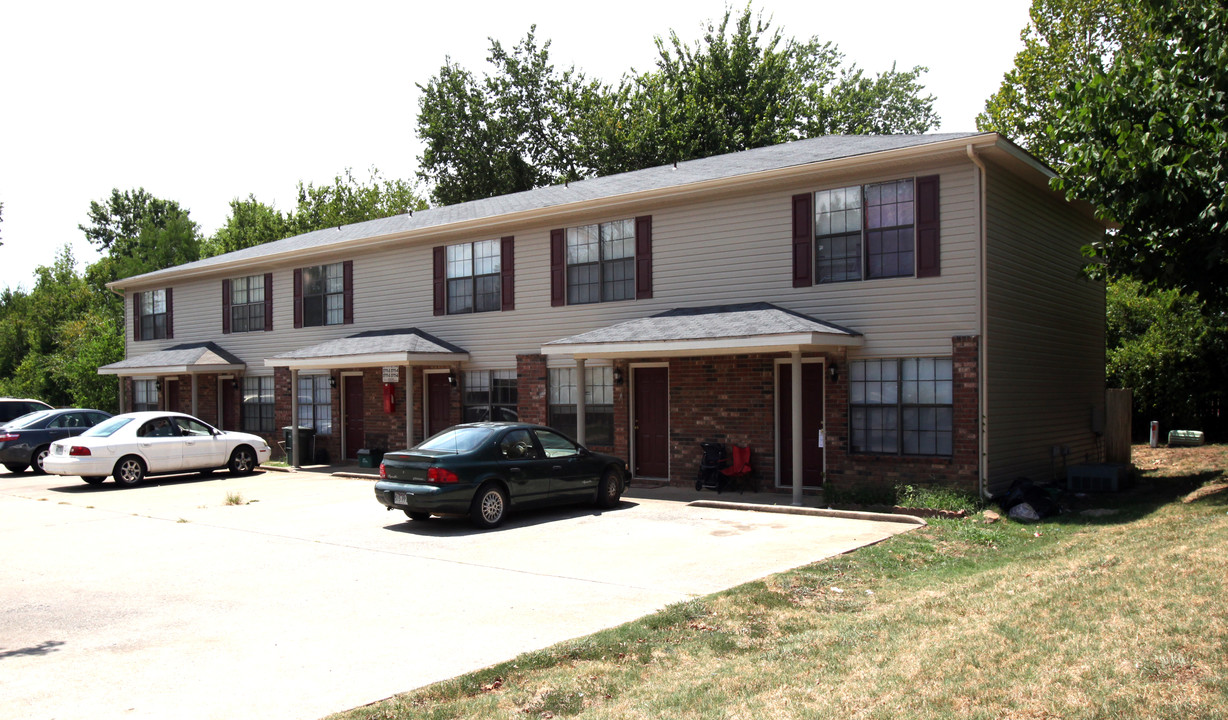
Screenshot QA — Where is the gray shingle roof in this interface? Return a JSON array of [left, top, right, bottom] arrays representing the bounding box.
[[98, 342, 245, 372], [545, 303, 861, 347], [268, 328, 467, 361], [118, 133, 985, 287]]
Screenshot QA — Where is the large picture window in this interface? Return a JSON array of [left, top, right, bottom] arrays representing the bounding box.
[[850, 357, 953, 457], [815, 179, 915, 283], [230, 275, 266, 333], [566, 219, 635, 305], [137, 289, 168, 340], [447, 240, 501, 314], [133, 379, 158, 411], [463, 370, 518, 422], [547, 366, 614, 445], [241, 376, 275, 433], [297, 375, 333, 434], [302, 263, 344, 326]]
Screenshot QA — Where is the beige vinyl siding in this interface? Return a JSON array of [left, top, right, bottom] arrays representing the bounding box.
[[121, 162, 982, 371], [984, 167, 1106, 492]]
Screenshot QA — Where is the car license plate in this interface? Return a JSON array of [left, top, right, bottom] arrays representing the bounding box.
[[394, 492, 408, 505]]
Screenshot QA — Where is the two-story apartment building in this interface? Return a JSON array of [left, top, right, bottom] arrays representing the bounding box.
[[100, 132, 1107, 499]]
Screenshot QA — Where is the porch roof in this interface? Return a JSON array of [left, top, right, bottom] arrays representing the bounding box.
[[264, 328, 469, 370], [97, 342, 246, 376], [541, 303, 863, 359]]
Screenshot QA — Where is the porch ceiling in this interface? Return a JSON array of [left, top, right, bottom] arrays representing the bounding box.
[[97, 342, 245, 376], [541, 302, 864, 359], [264, 328, 469, 370]]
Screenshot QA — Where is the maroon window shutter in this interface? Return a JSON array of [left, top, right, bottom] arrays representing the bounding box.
[[342, 260, 354, 324], [550, 229, 565, 307], [263, 272, 273, 331], [165, 288, 173, 339], [792, 193, 813, 287], [500, 236, 515, 311], [916, 175, 941, 278], [432, 246, 446, 316], [132, 292, 142, 341], [293, 268, 303, 328], [635, 215, 653, 299], [222, 280, 231, 334]]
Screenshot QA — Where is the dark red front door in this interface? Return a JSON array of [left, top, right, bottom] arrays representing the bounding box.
[[164, 379, 179, 413], [633, 367, 669, 478], [344, 375, 364, 459], [427, 373, 452, 438], [778, 363, 825, 487]]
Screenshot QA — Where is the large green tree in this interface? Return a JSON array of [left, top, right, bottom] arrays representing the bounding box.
[[416, 7, 940, 205], [977, 0, 1149, 166], [200, 195, 290, 258], [1050, 0, 1228, 309]]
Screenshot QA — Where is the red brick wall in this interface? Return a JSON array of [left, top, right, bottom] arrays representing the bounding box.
[[516, 354, 547, 426]]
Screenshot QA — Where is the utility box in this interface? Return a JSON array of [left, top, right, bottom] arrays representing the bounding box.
[[1067, 463, 1132, 493], [1167, 430, 1205, 447]]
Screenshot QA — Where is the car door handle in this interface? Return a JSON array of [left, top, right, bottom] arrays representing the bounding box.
[[552, 465, 563, 471], [509, 467, 522, 474]]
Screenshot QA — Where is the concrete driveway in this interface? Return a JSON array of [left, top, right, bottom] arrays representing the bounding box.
[[0, 469, 918, 720]]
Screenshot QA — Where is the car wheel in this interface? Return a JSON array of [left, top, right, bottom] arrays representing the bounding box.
[[4, 463, 28, 473], [596, 468, 623, 509], [81, 476, 106, 485], [31, 446, 51, 475], [113, 456, 146, 486], [228, 446, 257, 475], [469, 483, 508, 529], [404, 510, 431, 521]]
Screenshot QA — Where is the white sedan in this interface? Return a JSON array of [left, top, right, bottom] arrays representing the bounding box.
[[43, 411, 272, 486]]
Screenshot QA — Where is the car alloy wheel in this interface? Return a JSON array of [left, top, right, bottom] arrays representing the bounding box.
[[228, 446, 256, 475], [470, 484, 508, 529], [114, 456, 146, 485]]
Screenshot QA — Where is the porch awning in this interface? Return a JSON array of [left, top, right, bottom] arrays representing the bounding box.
[[264, 328, 469, 370], [541, 302, 863, 359], [97, 342, 246, 376]]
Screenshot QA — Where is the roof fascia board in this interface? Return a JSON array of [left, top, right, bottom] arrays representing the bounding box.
[[264, 352, 469, 369], [542, 332, 865, 359], [96, 363, 246, 376], [111, 135, 1003, 291]]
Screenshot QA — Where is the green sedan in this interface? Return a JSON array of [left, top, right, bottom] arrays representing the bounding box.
[[374, 422, 629, 528]]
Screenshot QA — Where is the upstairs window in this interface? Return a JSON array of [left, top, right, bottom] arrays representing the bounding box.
[[225, 275, 269, 333], [447, 240, 501, 314], [793, 176, 939, 287], [134, 289, 171, 341], [294, 261, 352, 328], [551, 217, 652, 306]]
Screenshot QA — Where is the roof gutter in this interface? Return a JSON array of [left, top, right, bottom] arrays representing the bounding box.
[[109, 135, 1003, 291], [967, 143, 991, 501]]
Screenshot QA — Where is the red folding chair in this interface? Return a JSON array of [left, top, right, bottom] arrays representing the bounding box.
[[720, 444, 754, 493]]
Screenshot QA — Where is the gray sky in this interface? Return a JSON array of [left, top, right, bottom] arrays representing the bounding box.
[[0, 0, 1032, 293]]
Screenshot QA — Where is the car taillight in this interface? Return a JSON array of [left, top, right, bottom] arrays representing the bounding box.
[[0, 433, 17, 442], [379, 462, 387, 479], [427, 467, 459, 483], [68, 446, 91, 456]]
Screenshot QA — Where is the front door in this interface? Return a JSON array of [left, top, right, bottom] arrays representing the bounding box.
[[344, 375, 364, 460], [164, 379, 179, 413], [778, 362, 825, 487], [426, 373, 452, 439], [633, 367, 669, 478]]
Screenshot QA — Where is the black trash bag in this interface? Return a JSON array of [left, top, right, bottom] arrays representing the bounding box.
[[995, 477, 1060, 520]]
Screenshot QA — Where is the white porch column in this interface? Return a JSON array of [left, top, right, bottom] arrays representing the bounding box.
[[405, 364, 414, 449], [190, 373, 199, 418], [575, 358, 586, 445], [290, 368, 300, 467], [791, 350, 803, 506]]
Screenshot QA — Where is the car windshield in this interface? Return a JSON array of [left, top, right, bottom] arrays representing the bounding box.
[[81, 416, 135, 438], [4, 410, 55, 429], [414, 426, 494, 454]]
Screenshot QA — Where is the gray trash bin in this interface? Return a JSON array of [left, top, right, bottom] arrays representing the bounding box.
[[282, 426, 316, 464]]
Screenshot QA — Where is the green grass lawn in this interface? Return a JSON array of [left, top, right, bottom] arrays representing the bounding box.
[[328, 445, 1228, 720]]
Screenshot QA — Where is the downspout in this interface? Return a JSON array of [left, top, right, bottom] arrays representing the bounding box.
[[966, 144, 990, 500]]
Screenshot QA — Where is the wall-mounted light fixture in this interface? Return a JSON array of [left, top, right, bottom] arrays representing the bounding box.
[[155, 380, 163, 392], [828, 362, 839, 383], [329, 375, 337, 389], [447, 371, 457, 387], [613, 369, 624, 386]]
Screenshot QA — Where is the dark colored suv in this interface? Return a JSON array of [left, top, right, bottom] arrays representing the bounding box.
[[0, 398, 53, 425]]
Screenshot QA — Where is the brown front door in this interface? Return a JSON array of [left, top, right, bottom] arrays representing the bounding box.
[[633, 367, 669, 478], [778, 362, 825, 487], [164, 379, 179, 413], [344, 375, 365, 459], [426, 373, 452, 438]]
